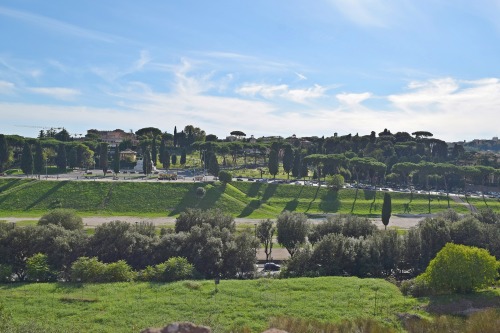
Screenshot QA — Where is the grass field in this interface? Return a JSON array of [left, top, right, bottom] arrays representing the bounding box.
[[1, 178, 497, 218], [0, 277, 421, 333]]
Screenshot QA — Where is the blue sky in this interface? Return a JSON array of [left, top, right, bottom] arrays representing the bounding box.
[[1, 0, 499, 142]]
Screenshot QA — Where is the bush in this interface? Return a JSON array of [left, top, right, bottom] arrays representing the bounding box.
[[70, 257, 107, 283], [38, 209, 83, 230], [26, 253, 54, 282], [162, 257, 195, 282], [326, 174, 344, 191], [196, 186, 206, 198], [105, 260, 134, 282], [417, 243, 498, 293], [0, 264, 12, 283], [399, 278, 431, 297], [218, 170, 232, 183]]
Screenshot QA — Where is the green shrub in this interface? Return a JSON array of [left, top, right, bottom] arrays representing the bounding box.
[[162, 257, 194, 282], [104, 260, 134, 282], [26, 253, 54, 282], [417, 243, 498, 293], [0, 264, 12, 283], [399, 278, 431, 297], [326, 174, 344, 191], [196, 186, 206, 198], [38, 208, 83, 230], [70, 257, 107, 283], [218, 170, 232, 183]]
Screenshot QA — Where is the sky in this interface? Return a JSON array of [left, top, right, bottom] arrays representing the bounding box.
[[1, 0, 500, 142]]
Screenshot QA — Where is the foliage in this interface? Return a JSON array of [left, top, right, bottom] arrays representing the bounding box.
[[257, 219, 275, 261], [268, 149, 279, 178], [195, 186, 206, 198], [26, 253, 53, 282], [326, 174, 344, 191], [38, 209, 84, 230], [99, 142, 109, 175], [175, 208, 235, 233], [0, 264, 12, 283], [382, 192, 392, 230], [276, 211, 309, 257], [0, 134, 11, 172], [20, 142, 33, 175], [70, 256, 107, 282], [417, 243, 498, 293], [161, 257, 195, 282], [218, 170, 232, 183]]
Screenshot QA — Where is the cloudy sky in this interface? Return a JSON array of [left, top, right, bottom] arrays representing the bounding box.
[[1, 1, 499, 142]]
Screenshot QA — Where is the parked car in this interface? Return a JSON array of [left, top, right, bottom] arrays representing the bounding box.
[[264, 262, 281, 271]]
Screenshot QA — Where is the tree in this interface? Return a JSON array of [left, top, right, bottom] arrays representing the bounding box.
[[151, 135, 158, 166], [163, 150, 170, 170], [230, 130, 246, 139], [159, 138, 166, 167], [276, 211, 309, 257], [20, 142, 33, 175], [113, 146, 120, 174], [135, 127, 162, 138], [38, 209, 84, 230], [282, 144, 294, 179], [327, 174, 344, 191], [161, 257, 194, 282], [34, 141, 44, 177], [171, 153, 177, 166], [418, 243, 498, 293], [218, 170, 232, 183], [291, 149, 302, 178], [268, 149, 279, 179], [99, 142, 109, 175], [382, 192, 392, 230], [26, 253, 53, 282], [143, 149, 152, 175], [180, 149, 187, 165], [257, 219, 275, 262], [56, 143, 67, 172], [0, 134, 10, 172], [54, 128, 71, 142], [207, 152, 219, 176]]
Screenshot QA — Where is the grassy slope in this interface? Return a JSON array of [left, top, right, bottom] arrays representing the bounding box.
[[0, 277, 420, 333], [1, 179, 495, 218]]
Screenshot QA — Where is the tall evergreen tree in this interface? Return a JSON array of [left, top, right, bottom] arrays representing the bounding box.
[[56, 143, 67, 172], [99, 142, 109, 175], [34, 141, 44, 177], [173, 126, 178, 147], [382, 192, 392, 230], [180, 149, 187, 165], [113, 146, 120, 174], [20, 142, 33, 175], [0, 134, 10, 172], [292, 150, 301, 178], [164, 150, 171, 170], [68, 147, 77, 169], [207, 152, 219, 176], [171, 153, 177, 166], [143, 149, 152, 175], [151, 136, 158, 166], [268, 149, 279, 179], [159, 138, 166, 167], [282, 144, 294, 179]]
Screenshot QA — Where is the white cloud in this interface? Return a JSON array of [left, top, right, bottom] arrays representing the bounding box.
[[336, 92, 372, 105], [295, 72, 307, 80], [28, 87, 81, 100], [0, 80, 15, 94], [236, 83, 326, 103]]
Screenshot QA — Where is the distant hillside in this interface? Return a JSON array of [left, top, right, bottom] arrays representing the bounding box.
[[2, 178, 495, 218]]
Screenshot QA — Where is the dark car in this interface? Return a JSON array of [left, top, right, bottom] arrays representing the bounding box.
[[264, 262, 281, 271]]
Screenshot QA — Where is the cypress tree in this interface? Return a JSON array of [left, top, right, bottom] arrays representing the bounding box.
[[180, 149, 186, 165], [0, 134, 10, 172], [151, 136, 158, 166], [56, 143, 67, 172], [268, 149, 279, 179], [382, 192, 392, 230], [34, 141, 44, 177], [20, 142, 33, 175], [113, 146, 120, 174], [171, 153, 177, 165], [99, 143, 109, 175]]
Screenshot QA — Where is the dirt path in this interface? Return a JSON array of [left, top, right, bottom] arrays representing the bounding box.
[[1, 215, 428, 229]]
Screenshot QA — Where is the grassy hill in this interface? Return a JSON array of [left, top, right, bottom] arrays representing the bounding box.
[[0, 277, 420, 332], [1, 178, 497, 218]]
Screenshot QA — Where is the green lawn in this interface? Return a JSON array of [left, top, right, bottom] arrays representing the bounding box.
[[0, 178, 496, 218], [0, 277, 420, 333]]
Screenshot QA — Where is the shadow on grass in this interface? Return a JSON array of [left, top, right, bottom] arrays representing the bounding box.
[[169, 183, 225, 215], [305, 185, 321, 213], [0, 178, 25, 193], [238, 199, 263, 217], [283, 199, 299, 212], [261, 184, 277, 202], [425, 290, 500, 315], [318, 189, 340, 212], [25, 181, 67, 211], [245, 182, 263, 198]]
